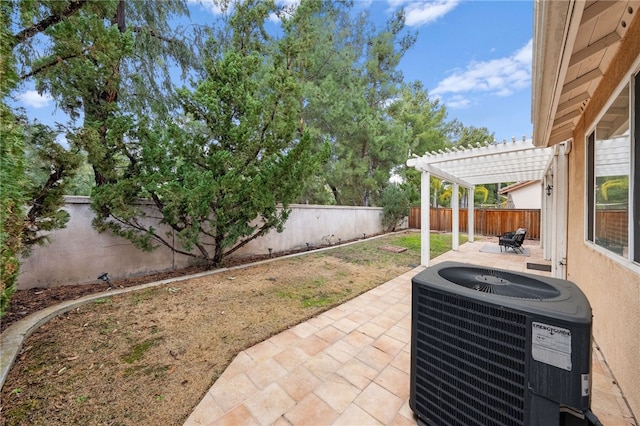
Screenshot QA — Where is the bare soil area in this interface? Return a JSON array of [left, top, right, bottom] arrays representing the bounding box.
[[0, 232, 444, 425], [1, 239, 372, 333]]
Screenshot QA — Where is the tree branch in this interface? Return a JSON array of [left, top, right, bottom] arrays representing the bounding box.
[[224, 224, 270, 257], [25, 167, 65, 227], [21, 52, 84, 80], [13, 0, 89, 48], [131, 26, 179, 44], [110, 214, 199, 259]]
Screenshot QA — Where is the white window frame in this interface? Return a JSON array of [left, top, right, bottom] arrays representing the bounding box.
[[584, 58, 640, 272]]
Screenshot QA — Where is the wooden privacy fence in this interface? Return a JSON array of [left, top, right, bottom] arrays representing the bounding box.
[[409, 207, 541, 239]]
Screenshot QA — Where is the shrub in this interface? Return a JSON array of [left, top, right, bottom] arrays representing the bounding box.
[[380, 184, 410, 232]]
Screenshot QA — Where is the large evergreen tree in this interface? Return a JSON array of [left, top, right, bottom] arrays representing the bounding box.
[[277, 0, 358, 205], [324, 9, 415, 206], [266, 3, 417, 207], [1, 0, 199, 312], [0, 30, 24, 313], [22, 0, 199, 186], [91, 0, 328, 267]]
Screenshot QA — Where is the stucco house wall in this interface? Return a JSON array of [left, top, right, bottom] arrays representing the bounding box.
[[564, 15, 640, 416], [500, 181, 542, 209], [510, 183, 541, 209]]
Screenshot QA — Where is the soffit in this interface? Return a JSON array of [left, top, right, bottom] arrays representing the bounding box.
[[532, 0, 639, 147], [406, 140, 554, 187]]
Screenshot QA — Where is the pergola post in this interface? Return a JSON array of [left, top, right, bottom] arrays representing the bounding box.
[[421, 171, 431, 267], [452, 182, 459, 251], [468, 186, 475, 242]]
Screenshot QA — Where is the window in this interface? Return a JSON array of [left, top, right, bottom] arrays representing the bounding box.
[[587, 73, 639, 264]]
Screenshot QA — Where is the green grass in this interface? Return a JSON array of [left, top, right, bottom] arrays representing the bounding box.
[[427, 232, 469, 254], [326, 231, 467, 267], [301, 289, 352, 308], [393, 233, 421, 251], [131, 289, 157, 305], [121, 338, 163, 364], [392, 232, 468, 253], [277, 276, 353, 308]]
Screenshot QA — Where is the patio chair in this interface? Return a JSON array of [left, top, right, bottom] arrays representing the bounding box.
[[498, 228, 527, 253]]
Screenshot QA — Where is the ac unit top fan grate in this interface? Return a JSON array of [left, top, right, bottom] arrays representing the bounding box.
[[437, 266, 561, 299]]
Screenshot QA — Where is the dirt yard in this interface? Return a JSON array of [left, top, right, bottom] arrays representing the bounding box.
[[0, 232, 450, 425]]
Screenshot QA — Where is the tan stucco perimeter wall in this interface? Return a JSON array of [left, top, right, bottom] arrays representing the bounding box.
[[567, 18, 640, 416], [17, 197, 388, 290]]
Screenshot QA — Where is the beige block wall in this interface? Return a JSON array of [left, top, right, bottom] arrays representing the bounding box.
[[564, 17, 640, 417], [17, 198, 388, 290], [17, 197, 201, 289], [232, 204, 386, 257]]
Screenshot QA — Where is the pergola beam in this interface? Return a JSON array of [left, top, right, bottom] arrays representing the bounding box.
[[410, 162, 474, 189]]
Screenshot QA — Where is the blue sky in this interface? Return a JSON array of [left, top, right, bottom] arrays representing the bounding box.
[[16, 0, 534, 144], [370, 0, 534, 142], [399, 0, 534, 142]]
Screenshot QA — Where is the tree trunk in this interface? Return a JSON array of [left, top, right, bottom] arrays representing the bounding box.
[[87, 2, 126, 187], [329, 184, 340, 205]]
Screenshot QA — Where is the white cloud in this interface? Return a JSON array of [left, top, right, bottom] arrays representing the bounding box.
[[267, 12, 279, 23], [388, 0, 459, 27], [387, 0, 407, 9], [357, 0, 375, 7], [431, 39, 532, 108], [268, 0, 300, 23], [18, 90, 52, 109], [277, 0, 299, 8], [445, 95, 471, 109], [187, 0, 224, 15], [188, 0, 299, 23]]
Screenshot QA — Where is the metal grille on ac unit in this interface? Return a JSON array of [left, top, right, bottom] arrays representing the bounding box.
[[410, 262, 597, 426]]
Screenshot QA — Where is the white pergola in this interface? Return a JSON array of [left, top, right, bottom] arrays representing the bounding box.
[[406, 139, 556, 268]]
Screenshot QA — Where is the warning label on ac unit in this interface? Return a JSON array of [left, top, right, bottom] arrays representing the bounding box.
[[531, 322, 572, 371]]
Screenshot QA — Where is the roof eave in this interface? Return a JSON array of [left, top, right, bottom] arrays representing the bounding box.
[[532, 0, 585, 148]]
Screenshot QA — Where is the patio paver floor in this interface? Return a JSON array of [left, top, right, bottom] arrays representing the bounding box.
[[184, 239, 637, 426]]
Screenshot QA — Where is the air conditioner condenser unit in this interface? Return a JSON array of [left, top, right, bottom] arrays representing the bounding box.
[[410, 261, 599, 426]]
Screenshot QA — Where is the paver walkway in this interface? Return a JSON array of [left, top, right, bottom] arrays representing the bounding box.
[[185, 239, 637, 426]]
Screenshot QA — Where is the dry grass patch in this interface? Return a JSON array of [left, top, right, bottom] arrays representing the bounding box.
[[1, 232, 464, 425]]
